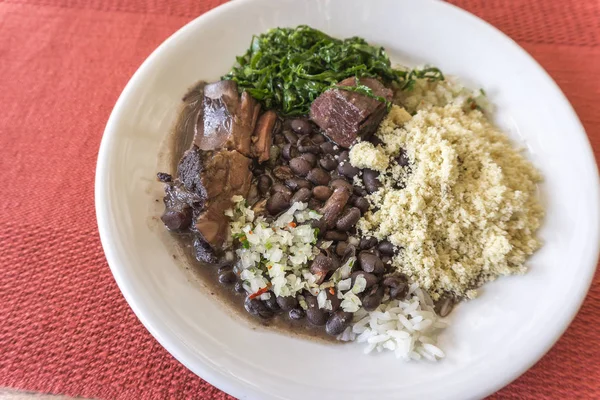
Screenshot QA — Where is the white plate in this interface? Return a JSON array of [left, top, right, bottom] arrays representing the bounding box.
[[95, 0, 600, 398]]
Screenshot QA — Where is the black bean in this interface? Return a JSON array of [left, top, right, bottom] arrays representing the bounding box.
[[327, 290, 341, 312], [310, 254, 337, 275], [266, 192, 290, 215], [335, 241, 348, 257], [244, 298, 274, 319], [289, 157, 313, 177], [306, 168, 330, 186], [340, 243, 356, 264], [383, 273, 408, 287], [338, 151, 350, 162], [330, 179, 352, 191], [329, 171, 344, 181], [257, 174, 272, 196], [353, 197, 370, 213], [359, 236, 378, 250], [300, 152, 318, 167], [320, 142, 336, 154], [337, 161, 359, 179], [218, 270, 237, 284], [390, 284, 409, 300], [264, 295, 281, 312], [285, 178, 311, 191], [311, 133, 326, 144], [306, 307, 328, 326], [291, 187, 312, 203], [435, 296, 455, 317], [350, 271, 378, 288], [312, 185, 333, 201], [381, 255, 392, 265], [297, 136, 320, 154], [353, 186, 368, 197], [284, 130, 299, 144], [161, 208, 192, 231], [234, 281, 246, 293], [270, 183, 292, 197], [396, 148, 410, 167], [366, 248, 381, 258], [362, 168, 382, 193], [335, 207, 361, 231], [320, 186, 352, 228], [289, 307, 305, 320], [358, 251, 384, 274], [362, 285, 385, 311], [324, 230, 348, 241], [378, 240, 395, 255], [290, 119, 312, 135], [276, 296, 298, 311], [325, 311, 353, 336], [273, 165, 294, 180], [282, 143, 299, 160], [319, 154, 338, 171]]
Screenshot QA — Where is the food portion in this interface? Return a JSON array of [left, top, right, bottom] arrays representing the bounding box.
[[157, 26, 544, 361], [357, 105, 544, 300], [310, 77, 393, 148]]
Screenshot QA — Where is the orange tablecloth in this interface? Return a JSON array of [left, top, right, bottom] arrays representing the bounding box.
[[1, 0, 598, 398]]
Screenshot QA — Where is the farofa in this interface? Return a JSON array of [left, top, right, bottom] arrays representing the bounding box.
[[352, 104, 544, 300]]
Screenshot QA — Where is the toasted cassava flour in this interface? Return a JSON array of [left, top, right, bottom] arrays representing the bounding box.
[[352, 104, 544, 300]]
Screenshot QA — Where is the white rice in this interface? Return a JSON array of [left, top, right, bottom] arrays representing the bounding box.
[[338, 287, 446, 361]]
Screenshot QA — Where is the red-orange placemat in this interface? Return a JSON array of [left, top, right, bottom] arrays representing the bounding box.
[[0, 0, 598, 398]]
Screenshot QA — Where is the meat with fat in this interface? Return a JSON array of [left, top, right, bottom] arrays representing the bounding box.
[[309, 77, 393, 148], [194, 80, 261, 156]]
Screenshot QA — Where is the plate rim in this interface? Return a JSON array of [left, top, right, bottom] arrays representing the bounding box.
[[95, 0, 600, 398]]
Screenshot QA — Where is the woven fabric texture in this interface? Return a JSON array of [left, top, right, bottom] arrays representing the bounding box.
[[0, 0, 598, 398]]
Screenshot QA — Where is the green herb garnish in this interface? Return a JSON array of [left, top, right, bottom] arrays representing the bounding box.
[[223, 25, 444, 116]]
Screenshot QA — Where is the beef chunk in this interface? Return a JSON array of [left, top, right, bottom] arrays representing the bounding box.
[[192, 149, 252, 248], [252, 110, 277, 163], [194, 80, 260, 156], [309, 77, 393, 148], [199, 149, 252, 201]]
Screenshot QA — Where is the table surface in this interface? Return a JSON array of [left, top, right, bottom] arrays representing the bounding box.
[[1, 0, 599, 399]]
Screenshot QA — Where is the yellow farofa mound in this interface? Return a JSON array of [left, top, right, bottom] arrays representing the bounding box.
[[355, 105, 544, 300]]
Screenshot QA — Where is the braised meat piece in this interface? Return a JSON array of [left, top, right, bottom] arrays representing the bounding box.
[[195, 149, 252, 248], [252, 110, 277, 163], [194, 80, 261, 156], [160, 144, 252, 255], [309, 77, 393, 148], [199, 148, 252, 202]]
